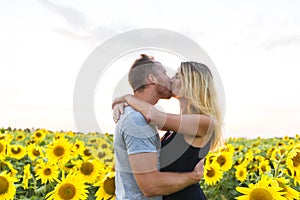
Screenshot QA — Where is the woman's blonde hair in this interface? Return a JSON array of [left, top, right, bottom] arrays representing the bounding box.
[[178, 62, 223, 150]]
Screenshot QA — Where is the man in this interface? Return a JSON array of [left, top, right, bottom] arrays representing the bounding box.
[[114, 54, 204, 199]]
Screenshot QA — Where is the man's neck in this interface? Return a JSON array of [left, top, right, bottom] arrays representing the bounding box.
[[134, 91, 159, 105]]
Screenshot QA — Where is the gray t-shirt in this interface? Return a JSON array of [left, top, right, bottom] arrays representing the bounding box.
[[114, 106, 162, 200]]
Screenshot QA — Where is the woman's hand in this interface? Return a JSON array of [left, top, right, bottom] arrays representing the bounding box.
[[112, 94, 132, 109], [112, 102, 127, 123]]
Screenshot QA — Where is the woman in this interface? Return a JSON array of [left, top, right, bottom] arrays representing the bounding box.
[[113, 61, 223, 199]]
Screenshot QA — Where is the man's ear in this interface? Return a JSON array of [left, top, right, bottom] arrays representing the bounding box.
[[148, 74, 157, 84]]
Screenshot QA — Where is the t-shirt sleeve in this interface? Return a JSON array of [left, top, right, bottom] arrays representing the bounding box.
[[122, 111, 158, 155]]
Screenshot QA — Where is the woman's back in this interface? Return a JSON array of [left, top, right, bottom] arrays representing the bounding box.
[[160, 131, 207, 200]]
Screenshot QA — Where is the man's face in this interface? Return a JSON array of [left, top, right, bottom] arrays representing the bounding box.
[[154, 64, 172, 99]]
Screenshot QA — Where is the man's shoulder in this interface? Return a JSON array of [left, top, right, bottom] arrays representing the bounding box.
[[121, 106, 148, 126]]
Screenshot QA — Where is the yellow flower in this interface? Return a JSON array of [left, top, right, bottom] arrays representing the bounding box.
[[15, 131, 26, 142], [35, 162, 59, 184], [0, 140, 8, 160], [204, 162, 223, 185], [81, 147, 93, 159], [258, 160, 271, 175], [27, 143, 45, 161], [32, 129, 46, 142], [283, 135, 290, 141], [46, 172, 88, 200], [46, 137, 72, 165], [71, 139, 86, 157], [76, 159, 104, 184], [215, 151, 233, 172], [272, 177, 299, 200], [7, 144, 26, 160], [1, 161, 18, 177], [286, 148, 300, 175], [0, 171, 18, 200], [236, 176, 286, 200], [235, 165, 248, 182], [22, 164, 32, 189], [95, 172, 116, 200]]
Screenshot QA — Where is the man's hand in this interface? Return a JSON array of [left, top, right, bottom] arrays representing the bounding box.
[[112, 102, 127, 123], [112, 94, 132, 109], [191, 158, 205, 182]]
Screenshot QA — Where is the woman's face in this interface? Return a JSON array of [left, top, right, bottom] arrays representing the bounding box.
[[171, 68, 182, 97]]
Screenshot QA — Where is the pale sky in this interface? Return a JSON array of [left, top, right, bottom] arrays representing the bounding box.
[[1, 0, 300, 138]]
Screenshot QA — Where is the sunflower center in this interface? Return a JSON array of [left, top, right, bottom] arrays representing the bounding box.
[[33, 149, 40, 156], [217, 155, 226, 166], [103, 177, 115, 195], [17, 135, 23, 139], [249, 188, 272, 200], [0, 143, 4, 153], [98, 152, 106, 159], [36, 132, 42, 138], [11, 147, 21, 154], [102, 144, 108, 148], [261, 165, 266, 172], [293, 152, 300, 167], [58, 183, 76, 200], [206, 168, 215, 177], [83, 149, 91, 156], [44, 168, 52, 176], [0, 177, 9, 194], [80, 162, 94, 175], [239, 171, 244, 177], [54, 146, 65, 157], [75, 144, 80, 149]]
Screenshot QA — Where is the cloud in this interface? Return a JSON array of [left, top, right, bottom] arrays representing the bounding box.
[[38, 0, 135, 48], [38, 0, 89, 29], [262, 35, 300, 50]]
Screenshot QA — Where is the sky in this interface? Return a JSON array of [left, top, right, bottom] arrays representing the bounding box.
[[1, 0, 300, 138]]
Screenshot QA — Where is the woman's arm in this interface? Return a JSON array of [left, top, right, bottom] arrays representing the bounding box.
[[112, 94, 214, 138]]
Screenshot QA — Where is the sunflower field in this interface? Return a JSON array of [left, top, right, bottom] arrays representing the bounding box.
[[0, 127, 300, 200], [201, 135, 300, 200], [0, 128, 115, 200]]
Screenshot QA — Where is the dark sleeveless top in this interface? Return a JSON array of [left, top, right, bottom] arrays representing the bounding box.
[[160, 131, 209, 200]]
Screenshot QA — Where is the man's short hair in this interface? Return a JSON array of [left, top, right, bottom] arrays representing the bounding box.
[[128, 54, 160, 92]]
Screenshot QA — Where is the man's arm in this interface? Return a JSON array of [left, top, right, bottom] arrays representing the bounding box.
[[129, 152, 204, 197]]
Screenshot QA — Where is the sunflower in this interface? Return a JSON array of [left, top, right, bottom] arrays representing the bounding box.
[[35, 162, 59, 184], [1, 161, 18, 177], [288, 139, 295, 147], [215, 151, 233, 172], [0, 140, 8, 160], [0, 171, 18, 200], [283, 135, 290, 141], [71, 139, 85, 157], [15, 131, 26, 142], [272, 177, 299, 200], [27, 143, 45, 161], [22, 164, 32, 189], [76, 159, 104, 184], [204, 162, 223, 185], [258, 159, 271, 175], [46, 137, 72, 165], [236, 176, 286, 200], [46, 172, 88, 200], [7, 144, 26, 160], [32, 129, 46, 142], [235, 165, 248, 182], [286, 148, 300, 175], [81, 147, 93, 159], [95, 172, 116, 200]]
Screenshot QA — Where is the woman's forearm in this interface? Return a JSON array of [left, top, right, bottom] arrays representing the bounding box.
[[126, 95, 167, 128]]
